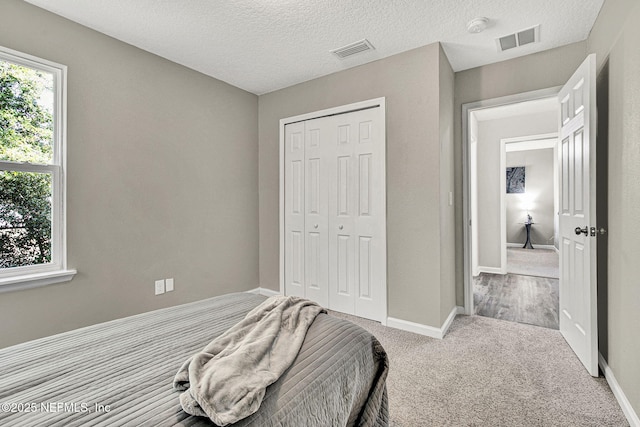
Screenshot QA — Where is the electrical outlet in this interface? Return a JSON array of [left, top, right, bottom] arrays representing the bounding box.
[[154, 279, 165, 295], [166, 278, 174, 292]]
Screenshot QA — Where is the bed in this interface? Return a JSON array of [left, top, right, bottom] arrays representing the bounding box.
[[0, 292, 388, 426]]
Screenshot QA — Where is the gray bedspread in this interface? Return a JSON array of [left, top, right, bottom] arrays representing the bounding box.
[[174, 296, 325, 425], [0, 292, 389, 426]]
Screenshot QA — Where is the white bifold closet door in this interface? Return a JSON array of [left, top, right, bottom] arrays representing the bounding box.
[[284, 106, 385, 322]]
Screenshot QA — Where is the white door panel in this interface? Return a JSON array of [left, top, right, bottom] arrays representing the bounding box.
[[353, 111, 385, 321], [304, 118, 329, 307], [329, 115, 357, 314], [558, 54, 598, 376], [328, 108, 385, 321], [284, 122, 306, 298]]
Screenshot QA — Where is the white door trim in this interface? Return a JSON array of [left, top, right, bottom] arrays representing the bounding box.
[[462, 87, 561, 315], [279, 98, 387, 322]]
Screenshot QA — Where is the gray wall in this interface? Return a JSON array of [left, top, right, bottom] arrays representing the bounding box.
[[454, 41, 588, 304], [0, 0, 259, 348], [438, 46, 456, 324], [476, 112, 558, 269], [258, 43, 456, 328], [588, 0, 640, 416], [505, 149, 555, 246]]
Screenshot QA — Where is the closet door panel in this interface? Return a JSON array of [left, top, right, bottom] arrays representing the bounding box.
[[284, 122, 306, 298], [328, 116, 357, 315], [304, 119, 329, 307], [352, 108, 385, 322]]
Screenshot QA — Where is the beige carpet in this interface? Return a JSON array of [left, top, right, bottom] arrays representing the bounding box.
[[329, 311, 628, 427]]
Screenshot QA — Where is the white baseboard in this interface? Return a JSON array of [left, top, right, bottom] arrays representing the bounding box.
[[477, 266, 505, 275], [533, 244, 557, 250], [599, 353, 640, 427], [440, 306, 461, 337], [246, 287, 281, 297], [386, 317, 444, 339], [252, 289, 465, 341], [387, 306, 463, 340], [506, 243, 557, 250]]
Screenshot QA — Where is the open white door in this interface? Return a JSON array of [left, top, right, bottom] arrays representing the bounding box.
[[558, 54, 598, 376]]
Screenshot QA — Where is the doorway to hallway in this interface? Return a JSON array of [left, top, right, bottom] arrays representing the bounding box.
[[466, 96, 560, 329]]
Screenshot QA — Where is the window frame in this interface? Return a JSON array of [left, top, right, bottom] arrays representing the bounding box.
[[0, 45, 75, 292]]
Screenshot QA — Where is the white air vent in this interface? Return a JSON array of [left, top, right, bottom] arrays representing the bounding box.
[[331, 39, 375, 59], [496, 25, 540, 52]]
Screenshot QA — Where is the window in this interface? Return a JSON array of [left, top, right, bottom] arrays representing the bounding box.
[[0, 46, 75, 291]]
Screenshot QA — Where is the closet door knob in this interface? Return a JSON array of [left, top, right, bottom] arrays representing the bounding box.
[[314, 224, 318, 229], [339, 225, 344, 230]]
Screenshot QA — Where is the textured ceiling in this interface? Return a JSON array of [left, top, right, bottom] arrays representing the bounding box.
[[24, 0, 604, 95]]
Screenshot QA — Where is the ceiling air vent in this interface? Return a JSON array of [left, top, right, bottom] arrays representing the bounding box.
[[497, 25, 540, 52], [331, 39, 375, 59]]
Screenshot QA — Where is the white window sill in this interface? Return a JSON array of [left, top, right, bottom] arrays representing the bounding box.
[[0, 269, 77, 293]]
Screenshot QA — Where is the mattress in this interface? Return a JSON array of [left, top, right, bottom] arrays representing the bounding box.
[[0, 292, 388, 426]]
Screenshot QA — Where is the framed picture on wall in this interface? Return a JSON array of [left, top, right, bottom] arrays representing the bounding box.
[[506, 166, 525, 193]]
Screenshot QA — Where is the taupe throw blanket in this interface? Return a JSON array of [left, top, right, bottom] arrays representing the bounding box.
[[173, 295, 325, 426]]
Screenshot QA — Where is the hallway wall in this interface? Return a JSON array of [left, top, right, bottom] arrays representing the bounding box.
[[506, 148, 555, 246]]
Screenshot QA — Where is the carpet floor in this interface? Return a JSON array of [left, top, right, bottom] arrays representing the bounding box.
[[329, 311, 628, 427]]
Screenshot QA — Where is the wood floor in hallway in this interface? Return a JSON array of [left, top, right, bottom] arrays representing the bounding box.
[[473, 273, 559, 329]]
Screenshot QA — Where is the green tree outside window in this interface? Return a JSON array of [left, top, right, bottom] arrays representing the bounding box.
[[0, 61, 54, 268]]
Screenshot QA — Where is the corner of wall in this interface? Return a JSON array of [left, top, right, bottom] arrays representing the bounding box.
[[438, 42, 457, 324]]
